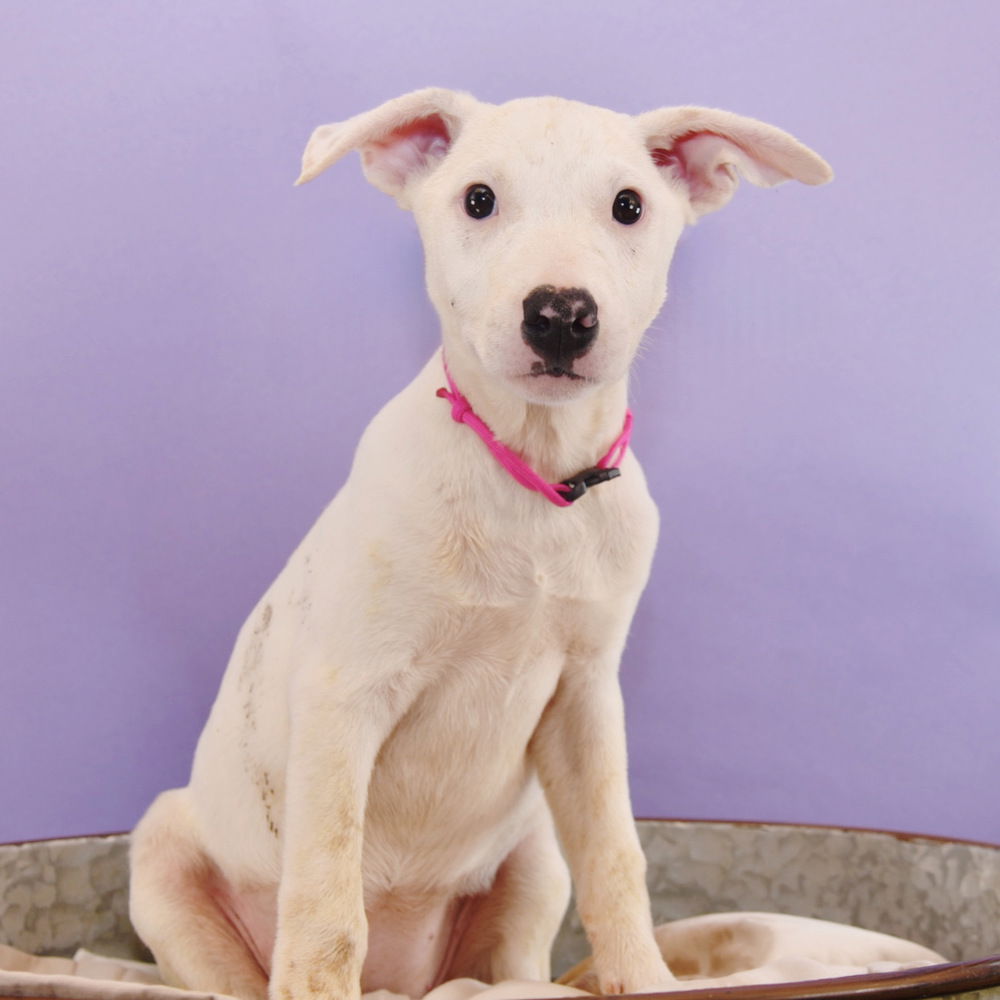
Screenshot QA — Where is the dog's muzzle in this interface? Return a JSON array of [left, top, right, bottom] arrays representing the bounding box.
[[521, 285, 599, 375]]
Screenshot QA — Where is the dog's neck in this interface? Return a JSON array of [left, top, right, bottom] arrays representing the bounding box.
[[436, 346, 630, 485]]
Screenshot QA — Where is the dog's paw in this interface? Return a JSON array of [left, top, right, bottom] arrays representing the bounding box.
[[270, 903, 367, 1000], [270, 975, 362, 1000], [269, 943, 364, 1000], [597, 954, 677, 996]]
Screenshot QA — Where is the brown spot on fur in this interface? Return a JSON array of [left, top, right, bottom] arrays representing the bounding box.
[[239, 605, 274, 738], [286, 933, 358, 995], [328, 799, 362, 853], [250, 765, 281, 838], [325, 932, 357, 969]]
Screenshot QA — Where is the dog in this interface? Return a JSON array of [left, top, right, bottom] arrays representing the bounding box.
[[129, 88, 831, 1000]]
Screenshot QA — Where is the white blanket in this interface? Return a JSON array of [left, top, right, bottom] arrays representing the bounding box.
[[0, 912, 946, 1000]]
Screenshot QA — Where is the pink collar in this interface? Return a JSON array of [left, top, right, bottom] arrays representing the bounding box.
[[436, 359, 632, 507]]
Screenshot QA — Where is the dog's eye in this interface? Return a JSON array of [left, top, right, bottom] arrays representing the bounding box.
[[612, 189, 643, 225], [464, 184, 496, 219]]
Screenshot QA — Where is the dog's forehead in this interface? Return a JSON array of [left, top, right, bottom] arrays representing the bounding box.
[[456, 97, 646, 170], [492, 96, 635, 138]]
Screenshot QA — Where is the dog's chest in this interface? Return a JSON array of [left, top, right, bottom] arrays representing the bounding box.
[[359, 598, 568, 890], [355, 501, 639, 883], [429, 487, 642, 608]]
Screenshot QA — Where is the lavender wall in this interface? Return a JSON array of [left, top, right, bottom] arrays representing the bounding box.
[[2, 1, 998, 845]]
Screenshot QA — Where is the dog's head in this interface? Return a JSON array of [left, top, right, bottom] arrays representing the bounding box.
[[298, 89, 831, 406]]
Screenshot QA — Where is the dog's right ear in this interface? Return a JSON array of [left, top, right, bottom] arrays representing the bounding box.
[[295, 88, 480, 207]]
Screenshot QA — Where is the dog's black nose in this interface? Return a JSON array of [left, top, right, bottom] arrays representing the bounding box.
[[522, 285, 599, 373]]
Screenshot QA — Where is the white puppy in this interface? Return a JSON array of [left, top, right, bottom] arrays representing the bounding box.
[[129, 89, 831, 1000]]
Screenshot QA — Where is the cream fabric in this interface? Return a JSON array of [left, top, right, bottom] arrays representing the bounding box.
[[0, 913, 945, 1000]]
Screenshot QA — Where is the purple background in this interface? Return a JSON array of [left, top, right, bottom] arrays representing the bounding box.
[[2, 1, 998, 845]]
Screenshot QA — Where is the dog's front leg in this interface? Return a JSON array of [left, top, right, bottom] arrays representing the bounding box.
[[269, 682, 392, 1000], [531, 666, 673, 996]]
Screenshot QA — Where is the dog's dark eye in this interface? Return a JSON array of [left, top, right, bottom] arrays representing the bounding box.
[[464, 184, 496, 219], [612, 189, 643, 225]]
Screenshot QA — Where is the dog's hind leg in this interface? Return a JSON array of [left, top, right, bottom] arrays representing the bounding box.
[[129, 788, 271, 1000], [445, 803, 571, 985]]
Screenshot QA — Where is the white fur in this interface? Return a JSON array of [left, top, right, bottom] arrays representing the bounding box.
[[129, 89, 831, 1000]]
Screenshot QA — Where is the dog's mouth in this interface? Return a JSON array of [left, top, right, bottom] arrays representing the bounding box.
[[529, 361, 585, 381]]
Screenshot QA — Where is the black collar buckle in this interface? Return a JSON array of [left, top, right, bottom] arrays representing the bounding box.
[[559, 465, 621, 503]]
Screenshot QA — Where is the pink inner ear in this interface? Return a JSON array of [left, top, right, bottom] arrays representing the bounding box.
[[651, 131, 789, 200], [650, 135, 735, 209], [385, 114, 451, 156], [651, 131, 725, 177], [651, 147, 680, 169], [369, 113, 453, 189], [650, 146, 687, 183]]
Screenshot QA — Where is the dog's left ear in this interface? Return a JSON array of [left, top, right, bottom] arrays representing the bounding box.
[[295, 87, 480, 207], [637, 106, 833, 221]]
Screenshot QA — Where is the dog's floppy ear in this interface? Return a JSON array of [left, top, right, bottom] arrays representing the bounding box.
[[637, 106, 833, 220], [295, 87, 480, 206]]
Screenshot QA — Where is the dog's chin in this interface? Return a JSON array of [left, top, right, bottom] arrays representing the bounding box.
[[512, 367, 600, 405]]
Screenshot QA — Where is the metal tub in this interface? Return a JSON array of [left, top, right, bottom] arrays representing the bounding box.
[[2, 819, 999, 1000]]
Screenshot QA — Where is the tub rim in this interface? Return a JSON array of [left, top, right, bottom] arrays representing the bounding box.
[[4, 816, 998, 852], [634, 817, 1000, 853]]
